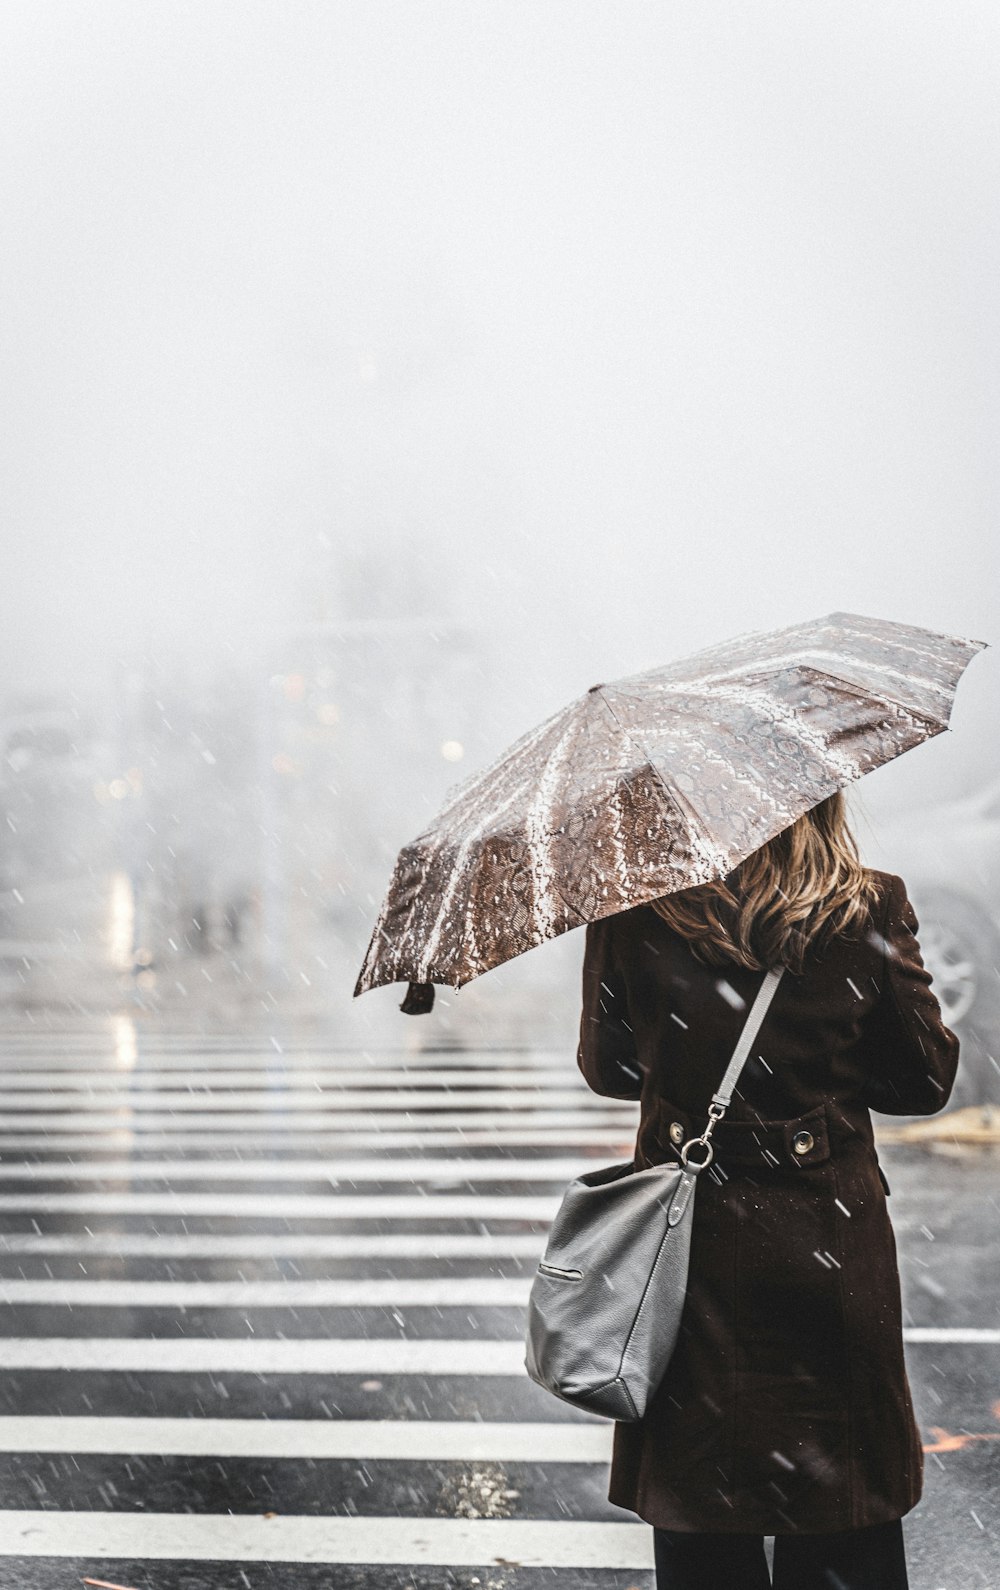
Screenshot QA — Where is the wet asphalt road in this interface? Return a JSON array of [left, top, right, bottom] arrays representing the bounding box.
[[0, 1031, 993, 1590]]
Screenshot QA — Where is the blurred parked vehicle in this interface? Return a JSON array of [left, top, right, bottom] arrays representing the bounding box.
[[864, 782, 1000, 1106]]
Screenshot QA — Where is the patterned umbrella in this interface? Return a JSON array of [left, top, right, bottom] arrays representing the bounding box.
[[354, 611, 985, 1013]]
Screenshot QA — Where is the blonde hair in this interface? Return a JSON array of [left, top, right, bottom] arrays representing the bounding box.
[[650, 791, 879, 973]]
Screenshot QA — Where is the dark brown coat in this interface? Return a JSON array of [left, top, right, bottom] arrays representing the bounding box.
[[576, 869, 959, 1535]]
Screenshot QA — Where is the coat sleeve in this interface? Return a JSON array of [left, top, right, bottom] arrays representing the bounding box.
[[576, 915, 644, 1100], [857, 872, 960, 1116]]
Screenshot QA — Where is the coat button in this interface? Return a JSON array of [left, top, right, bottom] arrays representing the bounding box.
[[792, 1130, 815, 1156], [669, 1121, 685, 1145]]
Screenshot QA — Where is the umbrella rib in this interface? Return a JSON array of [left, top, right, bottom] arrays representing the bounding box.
[[441, 712, 588, 973], [615, 637, 960, 722], [594, 689, 732, 882], [415, 712, 566, 981], [611, 660, 949, 729], [620, 676, 870, 788], [640, 616, 975, 691], [821, 616, 985, 686], [791, 664, 950, 729]]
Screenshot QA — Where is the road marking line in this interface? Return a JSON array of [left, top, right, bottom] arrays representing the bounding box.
[[0, 1049, 561, 1068], [0, 1331, 989, 1374], [0, 1416, 609, 1460], [0, 1278, 535, 1307], [0, 1232, 544, 1257], [0, 1191, 559, 1218], [0, 1157, 594, 1183], [0, 1128, 633, 1151], [0, 1278, 994, 1315], [0, 1089, 598, 1111], [0, 1110, 631, 1132], [0, 1338, 529, 1373], [904, 1328, 1000, 1343], [0, 1069, 579, 1091], [0, 1512, 653, 1566]]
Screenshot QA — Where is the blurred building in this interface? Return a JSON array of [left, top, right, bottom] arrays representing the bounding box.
[[0, 539, 496, 1016], [260, 609, 492, 977]]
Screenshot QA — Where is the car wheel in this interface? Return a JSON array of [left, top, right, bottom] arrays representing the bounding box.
[[912, 889, 1000, 1107]]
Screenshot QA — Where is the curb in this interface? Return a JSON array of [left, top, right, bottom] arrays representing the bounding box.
[[875, 1104, 1000, 1146]]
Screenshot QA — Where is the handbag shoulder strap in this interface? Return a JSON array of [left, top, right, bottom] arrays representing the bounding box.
[[710, 965, 785, 1113]]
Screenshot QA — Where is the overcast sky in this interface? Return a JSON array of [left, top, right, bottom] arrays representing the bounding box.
[[1, 1, 995, 808]]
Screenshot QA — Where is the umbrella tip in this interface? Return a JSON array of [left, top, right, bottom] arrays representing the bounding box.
[[587, 683, 604, 693]]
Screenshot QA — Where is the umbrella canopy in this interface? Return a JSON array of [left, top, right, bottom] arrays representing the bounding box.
[[354, 611, 985, 1011]]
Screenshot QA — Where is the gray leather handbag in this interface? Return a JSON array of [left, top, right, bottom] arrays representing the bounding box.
[[524, 966, 785, 1421]]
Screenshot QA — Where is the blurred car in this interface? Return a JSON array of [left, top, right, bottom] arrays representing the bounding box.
[[863, 780, 1000, 1106]]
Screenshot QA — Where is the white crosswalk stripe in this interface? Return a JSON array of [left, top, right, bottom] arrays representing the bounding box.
[[0, 1511, 655, 1566], [0, 1066, 581, 1089], [0, 1230, 546, 1256], [0, 1107, 632, 1130], [0, 1086, 607, 1109], [0, 1030, 989, 1587], [0, 1126, 634, 1150], [0, 1278, 987, 1315], [0, 1415, 611, 1459], [0, 1155, 598, 1181], [0, 1189, 560, 1217], [0, 1277, 533, 1306], [0, 1335, 529, 1373], [0, 1046, 552, 1066]]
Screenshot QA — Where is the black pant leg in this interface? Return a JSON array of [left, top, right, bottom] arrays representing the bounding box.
[[653, 1527, 771, 1590], [771, 1518, 909, 1590]]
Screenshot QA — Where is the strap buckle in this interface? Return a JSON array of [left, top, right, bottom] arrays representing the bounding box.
[[679, 1101, 726, 1171], [679, 1136, 714, 1171]]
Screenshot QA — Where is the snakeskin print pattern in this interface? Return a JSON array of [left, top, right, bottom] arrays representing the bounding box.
[[353, 611, 985, 1000]]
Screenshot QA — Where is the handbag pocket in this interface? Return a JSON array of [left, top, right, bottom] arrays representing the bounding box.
[[537, 1260, 584, 1281]]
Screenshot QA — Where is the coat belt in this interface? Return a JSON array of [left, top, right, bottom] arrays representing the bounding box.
[[655, 1099, 832, 1169]]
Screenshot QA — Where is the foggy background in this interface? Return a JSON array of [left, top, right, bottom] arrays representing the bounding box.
[[1, 1, 996, 1062]]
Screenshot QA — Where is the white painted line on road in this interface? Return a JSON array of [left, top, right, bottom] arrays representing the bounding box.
[[0, 1088, 597, 1111], [0, 1068, 579, 1091], [0, 1416, 609, 1461], [0, 1337, 529, 1373], [0, 1330, 989, 1375], [0, 1049, 563, 1070], [0, 1049, 569, 1074], [0, 1512, 653, 1567], [0, 1231, 544, 1258], [1, 1277, 993, 1314], [0, 1191, 558, 1219], [904, 1328, 1000, 1343], [0, 1127, 633, 1151], [0, 1157, 593, 1183], [0, 1277, 533, 1307], [0, 1109, 631, 1132]]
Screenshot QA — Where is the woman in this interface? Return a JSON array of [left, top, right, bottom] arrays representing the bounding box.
[[577, 792, 959, 1590]]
